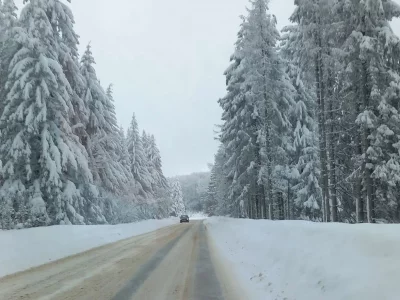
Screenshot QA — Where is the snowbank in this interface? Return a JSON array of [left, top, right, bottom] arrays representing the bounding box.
[[205, 217, 400, 300], [0, 218, 177, 278]]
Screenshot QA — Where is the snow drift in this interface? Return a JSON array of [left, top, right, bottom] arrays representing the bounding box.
[[206, 217, 400, 300], [0, 218, 177, 278]]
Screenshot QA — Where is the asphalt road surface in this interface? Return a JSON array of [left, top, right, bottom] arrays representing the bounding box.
[[0, 221, 242, 300]]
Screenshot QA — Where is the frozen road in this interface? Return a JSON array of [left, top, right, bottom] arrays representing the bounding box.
[[0, 221, 242, 300]]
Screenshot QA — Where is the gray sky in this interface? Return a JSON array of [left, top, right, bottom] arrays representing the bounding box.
[[15, 0, 400, 176]]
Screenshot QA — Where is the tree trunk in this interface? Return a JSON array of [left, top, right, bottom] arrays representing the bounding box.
[[255, 193, 260, 219], [287, 181, 291, 220], [354, 128, 364, 223], [255, 140, 265, 219], [355, 172, 364, 223], [312, 12, 331, 222], [361, 60, 374, 223], [265, 119, 274, 219], [359, 16, 375, 223], [258, 183, 266, 219], [327, 67, 338, 222], [278, 192, 284, 220], [247, 196, 251, 219], [268, 204, 272, 220], [354, 78, 364, 223], [261, 21, 273, 220], [263, 193, 267, 219], [315, 45, 330, 222], [395, 192, 400, 223]]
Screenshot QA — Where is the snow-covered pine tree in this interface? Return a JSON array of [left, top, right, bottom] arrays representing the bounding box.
[[0, 199, 14, 229], [142, 132, 170, 217], [239, 0, 295, 219], [0, 1, 29, 228], [127, 113, 153, 198], [146, 134, 168, 190], [281, 17, 322, 220], [0, 0, 18, 115], [80, 44, 110, 145], [1, 0, 17, 37], [142, 131, 169, 192], [117, 126, 130, 167], [105, 84, 119, 133], [289, 0, 333, 221], [142, 130, 149, 151], [205, 166, 218, 216], [141, 131, 152, 185], [219, 15, 260, 219], [212, 145, 233, 216], [0, 0, 95, 227], [169, 180, 185, 217], [80, 50, 131, 198], [47, 0, 88, 146], [289, 65, 321, 219]]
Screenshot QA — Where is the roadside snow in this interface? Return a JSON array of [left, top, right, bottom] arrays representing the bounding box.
[[205, 217, 400, 300], [189, 212, 208, 220], [0, 218, 177, 278]]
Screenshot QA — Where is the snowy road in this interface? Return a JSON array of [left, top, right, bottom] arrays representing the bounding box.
[[0, 221, 242, 300]]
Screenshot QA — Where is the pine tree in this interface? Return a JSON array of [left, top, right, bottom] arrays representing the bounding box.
[[281, 18, 322, 220], [127, 113, 153, 198], [205, 167, 218, 216], [80, 44, 111, 140], [288, 0, 332, 221], [105, 84, 119, 134], [0, 200, 14, 229], [213, 146, 232, 215], [242, 0, 294, 219], [0, 0, 18, 115], [80, 46, 131, 196], [169, 180, 185, 217], [49, 0, 88, 146], [117, 126, 130, 167], [1, 0, 17, 36], [219, 15, 259, 218], [147, 134, 169, 190], [290, 65, 321, 219], [142, 130, 149, 152]]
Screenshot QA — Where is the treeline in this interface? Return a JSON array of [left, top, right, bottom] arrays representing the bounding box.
[[205, 0, 400, 223], [0, 0, 171, 229]]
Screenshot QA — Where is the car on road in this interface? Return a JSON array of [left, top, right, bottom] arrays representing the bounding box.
[[180, 215, 189, 223]]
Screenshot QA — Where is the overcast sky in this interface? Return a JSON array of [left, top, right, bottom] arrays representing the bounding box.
[[15, 0, 400, 176]]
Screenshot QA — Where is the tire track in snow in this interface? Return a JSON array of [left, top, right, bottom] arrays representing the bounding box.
[[112, 226, 191, 300]]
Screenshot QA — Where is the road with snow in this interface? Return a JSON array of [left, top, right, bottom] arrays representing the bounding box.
[[0, 221, 242, 300]]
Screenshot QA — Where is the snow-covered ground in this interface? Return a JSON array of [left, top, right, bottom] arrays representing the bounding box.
[[205, 217, 400, 300], [0, 218, 177, 278]]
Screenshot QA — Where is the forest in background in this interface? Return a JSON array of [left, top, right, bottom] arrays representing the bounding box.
[[205, 0, 400, 223], [173, 172, 210, 212]]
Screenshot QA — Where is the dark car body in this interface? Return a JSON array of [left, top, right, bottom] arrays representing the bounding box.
[[180, 215, 189, 223]]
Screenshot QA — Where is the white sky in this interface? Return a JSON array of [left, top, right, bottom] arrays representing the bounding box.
[[14, 0, 400, 176]]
